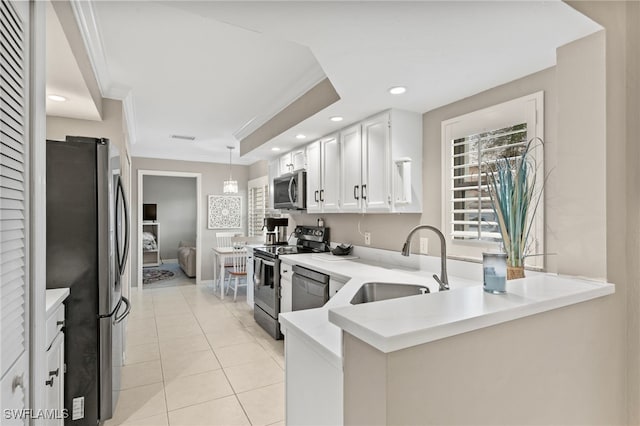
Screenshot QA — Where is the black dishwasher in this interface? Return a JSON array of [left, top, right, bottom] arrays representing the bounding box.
[[292, 265, 330, 311]]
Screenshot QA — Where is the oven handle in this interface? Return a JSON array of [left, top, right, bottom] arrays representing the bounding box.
[[287, 177, 295, 205], [253, 257, 276, 288]]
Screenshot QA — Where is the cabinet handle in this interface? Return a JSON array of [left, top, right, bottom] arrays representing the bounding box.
[[354, 185, 359, 200], [314, 190, 319, 202], [45, 378, 55, 387], [56, 320, 64, 326], [320, 189, 325, 202], [11, 374, 24, 392], [362, 184, 367, 200], [49, 368, 60, 377]]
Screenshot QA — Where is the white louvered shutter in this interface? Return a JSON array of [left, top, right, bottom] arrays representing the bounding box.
[[1, 0, 29, 416], [248, 183, 268, 237], [450, 123, 528, 242]]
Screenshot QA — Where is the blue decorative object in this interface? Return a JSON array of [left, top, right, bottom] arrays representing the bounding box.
[[483, 252, 507, 294]]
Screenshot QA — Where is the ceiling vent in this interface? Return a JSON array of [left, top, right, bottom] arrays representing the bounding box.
[[171, 134, 196, 141]]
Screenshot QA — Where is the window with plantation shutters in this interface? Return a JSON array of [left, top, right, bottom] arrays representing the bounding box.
[[442, 92, 544, 267], [1, 0, 28, 382], [450, 123, 528, 242], [248, 177, 268, 237]]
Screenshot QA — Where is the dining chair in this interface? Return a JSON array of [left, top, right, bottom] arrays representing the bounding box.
[[215, 232, 237, 248], [225, 237, 248, 301], [214, 232, 243, 293]]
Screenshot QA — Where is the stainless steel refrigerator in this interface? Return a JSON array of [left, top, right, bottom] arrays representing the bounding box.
[[46, 136, 130, 425]]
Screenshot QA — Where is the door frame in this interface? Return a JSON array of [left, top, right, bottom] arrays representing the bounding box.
[[137, 170, 202, 290]]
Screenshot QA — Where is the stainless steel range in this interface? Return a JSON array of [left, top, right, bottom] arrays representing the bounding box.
[[253, 225, 330, 339]]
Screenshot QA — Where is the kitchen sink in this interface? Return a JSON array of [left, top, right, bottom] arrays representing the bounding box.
[[350, 282, 430, 305]]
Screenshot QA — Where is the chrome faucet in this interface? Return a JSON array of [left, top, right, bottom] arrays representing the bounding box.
[[401, 225, 450, 291]]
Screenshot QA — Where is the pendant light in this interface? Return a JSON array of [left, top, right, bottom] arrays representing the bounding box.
[[223, 146, 238, 194]]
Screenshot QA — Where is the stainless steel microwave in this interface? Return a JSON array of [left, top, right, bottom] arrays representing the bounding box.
[[273, 171, 306, 210]]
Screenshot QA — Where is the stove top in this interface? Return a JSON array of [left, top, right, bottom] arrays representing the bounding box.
[[254, 225, 330, 259], [254, 245, 325, 258]]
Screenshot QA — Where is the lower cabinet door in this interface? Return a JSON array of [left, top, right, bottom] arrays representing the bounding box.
[[45, 332, 65, 426], [280, 277, 292, 314]]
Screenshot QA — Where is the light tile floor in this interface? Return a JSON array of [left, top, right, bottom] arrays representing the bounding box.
[[106, 282, 285, 426]]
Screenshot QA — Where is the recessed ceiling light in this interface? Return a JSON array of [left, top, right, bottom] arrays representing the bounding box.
[[48, 95, 67, 102], [330, 116, 343, 122], [389, 86, 407, 95], [296, 134, 306, 140], [271, 147, 281, 152]]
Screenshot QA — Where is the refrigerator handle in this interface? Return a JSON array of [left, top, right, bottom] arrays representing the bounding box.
[[116, 176, 130, 273], [114, 296, 131, 324]]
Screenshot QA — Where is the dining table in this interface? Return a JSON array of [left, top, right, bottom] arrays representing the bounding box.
[[211, 246, 247, 300]]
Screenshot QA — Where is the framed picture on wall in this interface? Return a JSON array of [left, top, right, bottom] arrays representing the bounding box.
[[208, 195, 241, 229]]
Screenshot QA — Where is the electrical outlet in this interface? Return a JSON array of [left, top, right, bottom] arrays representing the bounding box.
[[420, 237, 429, 254], [364, 232, 371, 246]]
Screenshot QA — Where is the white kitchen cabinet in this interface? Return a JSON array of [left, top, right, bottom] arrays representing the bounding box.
[[362, 113, 392, 212], [284, 327, 343, 425], [277, 149, 306, 177], [280, 262, 294, 314], [329, 277, 347, 298], [339, 124, 363, 212], [305, 135, 340, 213], [320, 135, 341, 212], [340, 109, 422, 214], [44, 299, 66, 426], [45, 333, 64, 426], [306, 142, 322, 212], [291, 149, 306, 171], [279, 152, 293, 175]]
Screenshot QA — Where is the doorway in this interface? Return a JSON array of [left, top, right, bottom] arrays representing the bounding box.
[[137, 170, 202, 290]]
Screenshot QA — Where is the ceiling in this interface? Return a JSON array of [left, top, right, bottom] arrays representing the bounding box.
[[45, 2, 100, 121], [46, 1, 601, 165]]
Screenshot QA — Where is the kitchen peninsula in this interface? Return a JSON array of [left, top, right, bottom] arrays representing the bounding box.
[[278, 250, 615, 425]]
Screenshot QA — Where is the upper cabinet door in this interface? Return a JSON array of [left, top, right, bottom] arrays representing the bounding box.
[[362, 113, 392, 212], [291, 150, 306, 171], [339, 125, 362, 212], [321, 135, 340, 212], [279, 152, 293, 175], [305, 141, 322, 213]]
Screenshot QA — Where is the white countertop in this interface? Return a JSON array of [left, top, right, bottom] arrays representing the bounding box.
[[278, 253, 614, 360], [46, 288, 70, 317]]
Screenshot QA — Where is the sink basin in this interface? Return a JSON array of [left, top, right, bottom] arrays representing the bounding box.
[[350, 282, 430, 305]]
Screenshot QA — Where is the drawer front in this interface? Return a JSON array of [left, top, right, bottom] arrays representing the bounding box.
[[45, 304, 65, 350]]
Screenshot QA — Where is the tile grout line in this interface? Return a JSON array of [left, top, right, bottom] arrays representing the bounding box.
[[203, 288, 255, 425], [124, 284, 283, 425]]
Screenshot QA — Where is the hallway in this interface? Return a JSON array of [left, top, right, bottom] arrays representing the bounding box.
[[106, 284, 285, 426]]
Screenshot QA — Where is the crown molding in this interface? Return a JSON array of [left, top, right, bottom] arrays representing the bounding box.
[[69, 0, 137, 144], [233, 64, 326, 141]]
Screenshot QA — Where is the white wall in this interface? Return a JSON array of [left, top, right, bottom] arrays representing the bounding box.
[[142, 175, 197, 260], [131, 157, 249, 283]]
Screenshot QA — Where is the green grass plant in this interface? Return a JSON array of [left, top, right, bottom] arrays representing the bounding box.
[[485, 137, 544, 268]]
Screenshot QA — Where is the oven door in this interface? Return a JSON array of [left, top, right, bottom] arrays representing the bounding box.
[[253, 255, 280, 318]]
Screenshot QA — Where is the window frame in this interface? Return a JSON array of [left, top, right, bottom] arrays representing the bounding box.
[[441, 91, 545, 268], [247, 175, 269, 238]]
